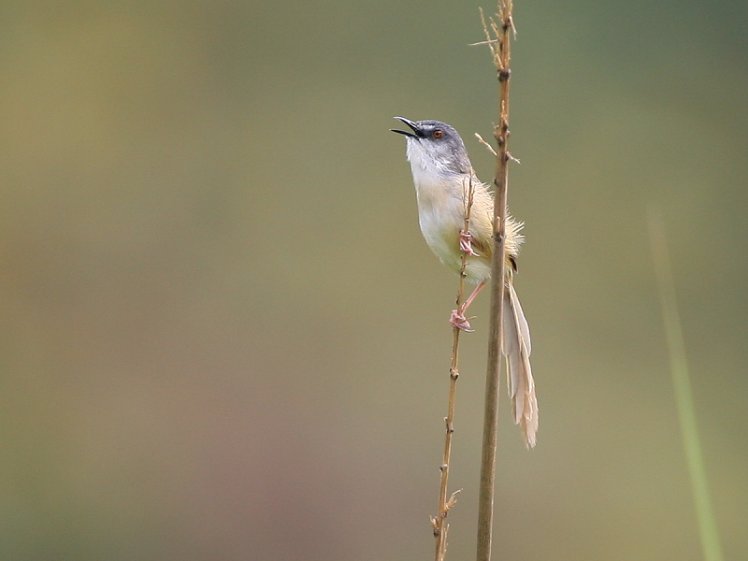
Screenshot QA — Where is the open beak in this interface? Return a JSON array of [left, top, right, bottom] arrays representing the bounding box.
[[390, 116, 422, 139]]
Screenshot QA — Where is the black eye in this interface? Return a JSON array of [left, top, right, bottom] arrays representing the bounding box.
[[432, 129, 445, 139]]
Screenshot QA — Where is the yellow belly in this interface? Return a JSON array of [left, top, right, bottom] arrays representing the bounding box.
[[416, 185, 493, 283]]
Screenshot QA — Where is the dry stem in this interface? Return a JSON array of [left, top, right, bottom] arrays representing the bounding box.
[[476, 2, 514, 561], [432, 176, 476, 561]]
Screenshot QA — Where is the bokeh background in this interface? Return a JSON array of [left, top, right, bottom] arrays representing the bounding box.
[[1, 1, 746, 560]]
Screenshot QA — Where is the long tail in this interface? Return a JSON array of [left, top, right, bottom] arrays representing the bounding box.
[[502, 283, 539, 448]]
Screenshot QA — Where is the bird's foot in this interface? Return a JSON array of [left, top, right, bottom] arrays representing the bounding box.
[[459, 230, 479, 256], [449, 308, 475, 332]]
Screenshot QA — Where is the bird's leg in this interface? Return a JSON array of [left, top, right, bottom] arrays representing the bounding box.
[[449, 280, 487, 332], [462, 279, 486, 310]]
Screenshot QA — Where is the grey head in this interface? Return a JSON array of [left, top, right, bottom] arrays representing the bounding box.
[[390, 117, 472, 177]]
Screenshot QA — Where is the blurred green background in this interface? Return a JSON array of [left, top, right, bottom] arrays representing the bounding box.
[[1, 1, 746, 560]]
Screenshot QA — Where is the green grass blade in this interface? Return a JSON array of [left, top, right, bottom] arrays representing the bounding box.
[[647, 207, 724, 561]]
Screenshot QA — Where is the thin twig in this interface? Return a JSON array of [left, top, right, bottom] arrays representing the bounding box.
[[433, 176, 476, 561], [469, 39, 498, 47], [474, 133, 498, 157], [476, 2, 514, 561]]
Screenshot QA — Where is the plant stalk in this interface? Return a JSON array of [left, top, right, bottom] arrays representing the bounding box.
[[433, 178, 476, 561], [476, 2, 514, 560]]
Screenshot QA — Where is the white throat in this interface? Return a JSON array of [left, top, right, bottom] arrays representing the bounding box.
[[406, 139, 457, 190]]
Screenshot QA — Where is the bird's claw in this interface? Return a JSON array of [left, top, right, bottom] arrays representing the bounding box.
[[459, 230, 479, 256], [449, 308, 475, 332]]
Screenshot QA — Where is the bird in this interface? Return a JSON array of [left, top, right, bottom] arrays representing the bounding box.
[[391, 116, 538, 447]]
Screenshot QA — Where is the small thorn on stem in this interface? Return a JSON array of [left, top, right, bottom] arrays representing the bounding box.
[[430, 515, 439, 535], [446, 489, 462, 510], [509, 15, 518, 39]]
